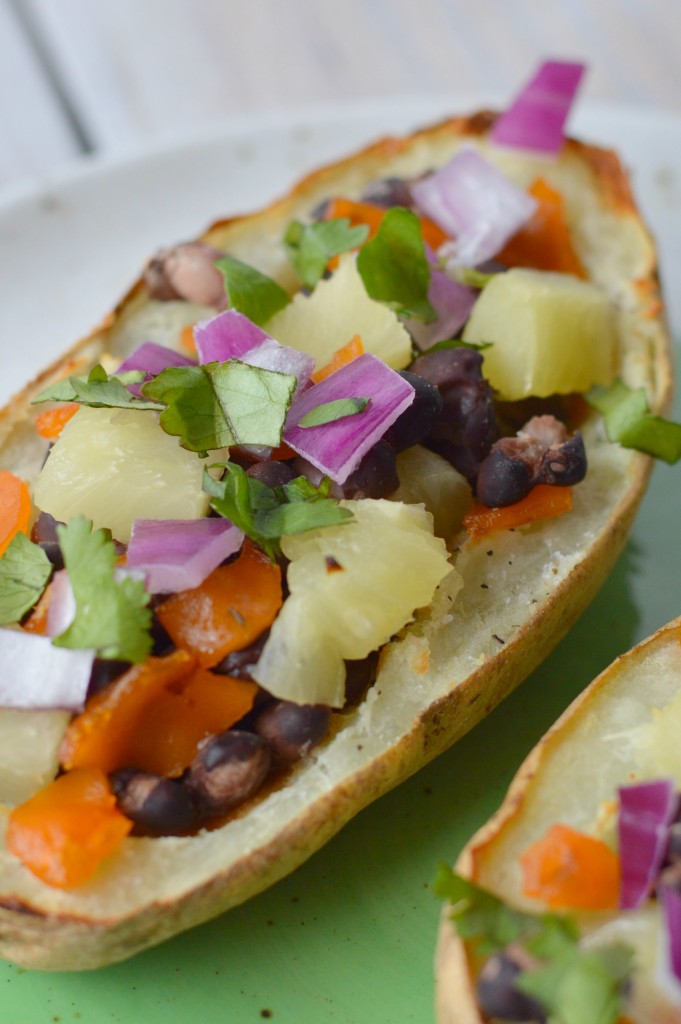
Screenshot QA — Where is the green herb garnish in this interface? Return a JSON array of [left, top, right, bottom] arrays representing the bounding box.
[[0, 533, 53, 625], [52, 517, 152, 663], [32, 364, 164, 411], [204, 463, 352, 560], [142, 361, 297, 453], [284, 218, 369, 289], [298, 397, 370, 428], [215, 255, 291, 326], [356, 206, 436, 322], [587, 379, 681, 463]]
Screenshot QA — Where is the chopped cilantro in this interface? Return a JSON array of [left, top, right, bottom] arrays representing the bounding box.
[[298, 397, 370, 428], [52, 517, 152, 663], [284, 218, 369, 289], [32, 364, 163, 411], [587, 379, 681, 463], [447, 265, 498, 289], [204, 463, 352, 560], [420, 337, 492, 355], [356, 206, 435, 322], [0, 533, 53, 625], [142, 361, 297, 453], [215, 255, 291, 326], [434, 867, 631, 1024]]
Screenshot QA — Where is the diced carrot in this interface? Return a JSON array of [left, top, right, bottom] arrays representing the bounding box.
[[520, 822, 620, 910], [156, 540, 283, 668], [7, 767, 132, 889], [268, 442, 297, 461], [180, 324, 197, 354], [464, 485, 573, 540], [324, 198, 449, 253], [23, 581, 53, 635], [312, 335, 364, 383], [0, 471, 31, 556], [34, 403, 80, 440], [498, 178, 586, 278], [60, 650, 257, 778]]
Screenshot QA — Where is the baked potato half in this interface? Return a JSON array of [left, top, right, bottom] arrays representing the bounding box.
[[0, 106, 671, 970]]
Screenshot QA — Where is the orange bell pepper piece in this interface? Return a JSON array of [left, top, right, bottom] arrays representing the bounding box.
[[324, 198, 449, 252], [180, 324, 197, 354], [34, 403, 79, 440], [156, 539, 282, 668], [60, 649, 257, 778], [464, 484, 573, 540], [0, 470, 31, 556], [7, 767, 132, 889], [521, 822, 620, 910], [498, 178, 586, 278], [312, 335, 364, 383]]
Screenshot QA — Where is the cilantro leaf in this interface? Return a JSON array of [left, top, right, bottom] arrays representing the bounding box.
[[447, 265, 497, 289], [587, 379, 681, 463], [433, 867, 535, 954], [204, 463, 352, 560], [284, 218, 369, 289], [52, 517, 152, 663], [142, 361, 297, 452], [356, 206, 436, 321], [215, 255, 291, 326], [298, 397, 370, 427], [421, 337, 492, 355], [32, 365, 163, 411], [517, 944, 633, 1024], [0, 533, 53, 625]]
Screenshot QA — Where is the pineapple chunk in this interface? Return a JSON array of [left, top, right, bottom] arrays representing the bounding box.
[[252, 499, 454, 706], [33, 407, 210, 543], [264, 253, 412, 370], [390, 446, 472, 540], [462, 268, 616, 401], [0, 708, 69, 805]]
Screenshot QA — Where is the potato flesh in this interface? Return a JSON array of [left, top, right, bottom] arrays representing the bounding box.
[[33, 407, 210, 544], [462, 268, 616, 401]]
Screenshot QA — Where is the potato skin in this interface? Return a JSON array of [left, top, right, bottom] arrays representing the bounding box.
[[0, 110, 671, 970]]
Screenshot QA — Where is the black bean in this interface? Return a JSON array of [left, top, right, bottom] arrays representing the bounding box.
[[87, 659, 131, 698], [340, 441, 399, 499], [475, 448, 533, 507], [255, 701, 331, 761], [110, 769, 200, 837], [30, 511, 65, 570], [359, 177, 414, 209], [668, 822, 681, 863], [143, 241, 226, 307], [212, 631, 269, 680], [383, 372, 443, 453], [344, 650, 380, 707], [188, 730, 271, 815], [476, 953, 547, 1022], [246, 460, 297, 488], [538, 432, 587, 487]]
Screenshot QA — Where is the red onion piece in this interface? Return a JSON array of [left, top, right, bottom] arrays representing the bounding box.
[[491, 60, 586, 156], [406, 270, 477, 350], [45, 570, 77, 638], [618, 778, 677, 909], [412, 149, 536, 268], [0, 629, 94, 711], [194, 309, 269, 363], [661, 886, 681, 985], [117, 341, 196, 396], [126, 518, 244, 594], [242, 338, 315, 396], [283, 352, 414, 484]]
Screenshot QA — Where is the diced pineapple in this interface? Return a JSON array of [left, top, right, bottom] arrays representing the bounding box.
[[252, 499, 454, 706], [462, 268, 616, 401], [264, 253, 412, 370], [390, 446, 472, 540], [33, 407, 210, 544], [0, 708, 69, 805]]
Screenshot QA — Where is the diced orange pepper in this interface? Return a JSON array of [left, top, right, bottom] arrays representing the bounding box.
[[0, 470, 31, 556], [156, 540, 283, 668], [60, 650, 257, 778], [521, 822, 620, 910], [23, 581, 53, 635], [324, 198, 449, 253], [34, 403, 79, 440], [180, 324, 197, 354], [7, 767, 132, 889], [464, 484, 573, 540], [498, 178, 586, 278], [312, 335, 364, 383]]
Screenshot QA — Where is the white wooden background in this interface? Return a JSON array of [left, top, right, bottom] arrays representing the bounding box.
[[2, 0, 681, 196]]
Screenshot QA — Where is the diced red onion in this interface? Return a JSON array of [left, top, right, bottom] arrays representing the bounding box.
[[618, 778, 678, 909], [0, 628, 94, 711], [194, 309, 269, 364], [126, 518, 244, 594], [117, 341, 196, 396], [661, 886, 681, 985], [45, 570, 77, 638], [283, 352, 414, 484], [242, 338, 315, 396], [405, 270, 477, 350], [411, 148, 537, 267], [491, 60, 586, 156]]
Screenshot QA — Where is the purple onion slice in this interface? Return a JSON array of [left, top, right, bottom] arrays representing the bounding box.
[[406, 269, 477, 350], [194, 309, 269, 363], [661, 885, 681, 985], [618, 778, 677, 909], [490, 59, 586, 156], [126, 518, 244, 594]]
